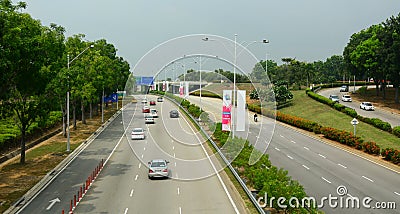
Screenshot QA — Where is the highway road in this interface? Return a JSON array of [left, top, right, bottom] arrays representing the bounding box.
[[318, 87, 400, 127], [188, 95, 400, 213], [15, 95, 246, 214]]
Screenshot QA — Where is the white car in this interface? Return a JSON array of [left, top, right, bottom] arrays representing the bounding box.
[[360, 102, 374, 111], [131, 128, 145, 140], [148, 159, 169, 179], [149, 109, 158, 118], [141, 98, 147, 104], [329, 94, 340, 103], [145, 115, 155, 124], [341, 95, 352, 102]]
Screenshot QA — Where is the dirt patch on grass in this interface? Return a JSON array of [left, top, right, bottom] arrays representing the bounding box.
[[352, 87, 400, 115], [0, 109, 118, 213]]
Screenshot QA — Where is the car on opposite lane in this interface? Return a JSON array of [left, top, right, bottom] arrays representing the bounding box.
[[329, 94, 340, 103], [360, 102, 375, 111], [341, 94, 352, 102], [131, 128, 145, 140], [169, 110, 179, 118], [157, 97, 163, 102], [340, 85, 349, 92], [148, 159, 169, 179]]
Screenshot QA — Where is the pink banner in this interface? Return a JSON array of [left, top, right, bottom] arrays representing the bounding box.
[[222, 90, 232, 131]]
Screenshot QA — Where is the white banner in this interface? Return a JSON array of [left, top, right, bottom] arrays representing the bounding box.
[[185, 82, 189, 98], [222, 90, 232, 131], [236, 90, 246, 131], [166, 81, 169, 92]]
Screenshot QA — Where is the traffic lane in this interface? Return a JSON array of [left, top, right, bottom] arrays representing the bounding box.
[[18, 112, 125, 214], [319, 87, 400, 127], [269, 125, 400, 213], [75, 95, 239, 213]]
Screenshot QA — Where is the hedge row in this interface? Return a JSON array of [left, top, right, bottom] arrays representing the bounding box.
[[305, 89, 395, 136], [381, 148, 400, 164]]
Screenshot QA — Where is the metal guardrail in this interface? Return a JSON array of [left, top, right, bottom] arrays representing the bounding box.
[[165, 94, 265, 214]]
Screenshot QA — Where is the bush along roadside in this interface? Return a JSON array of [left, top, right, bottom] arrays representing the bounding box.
[[305, 89, 396, 137]]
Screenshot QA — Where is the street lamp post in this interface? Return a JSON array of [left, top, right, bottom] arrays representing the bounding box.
[[66, 44, 94, 152]]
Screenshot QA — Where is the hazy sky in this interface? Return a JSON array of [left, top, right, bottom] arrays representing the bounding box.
[[21, 0, 400, 70]]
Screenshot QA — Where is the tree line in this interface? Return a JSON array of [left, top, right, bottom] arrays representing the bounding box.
[[0, 0, 131, 164], [343, 13, 400, 103]]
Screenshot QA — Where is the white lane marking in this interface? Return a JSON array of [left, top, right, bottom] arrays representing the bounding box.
[[138, 163, 141, 169], [302, 165, 310, 170], [177, 187, 180, 195], [394, 192, 400, 196], [280, 134, 284, 138], [179, 207, 182, 214], [135, 175, 138, 181], [275, 147, 280, 151], [130, 189, 134, 197], [338, 163, 347, 169], [318, 154, 326, 159], [180, 110, 240, 213], [173, 146, 175, 150], [141, 154, 144, 159], [124, 208, 128, 214], [362, 175, 374, 183], [174, 162, 177, 167], [173, 153, 176, 158], [321, 177, 332, 184], [303, 146, 310, 151], [143, 147, 146, 151], [291, 140, 296, 144], [287, 155, 294, 160]]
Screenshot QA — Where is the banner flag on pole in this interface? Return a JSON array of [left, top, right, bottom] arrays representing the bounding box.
[[222, 90, 232, 131]]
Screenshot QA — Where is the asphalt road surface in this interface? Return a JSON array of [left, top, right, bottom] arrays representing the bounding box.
[[187, 95, 400, 213], [15, 95, 245, 214], [318, 87, 400, 127]]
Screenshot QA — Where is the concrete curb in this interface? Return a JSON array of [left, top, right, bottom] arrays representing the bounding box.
[[4, 109, 123, 214]]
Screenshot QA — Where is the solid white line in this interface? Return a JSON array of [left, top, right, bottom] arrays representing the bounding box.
[[318, 154, 326, 159], [180, 111, 240, 213], [275, 147, 280, 151], [177, 187, 180, 195], [303, 147, 310, 151], [287, 155, 294, 160], [362, 175, 374, 183], [124, 208, 128, 214], [291, 140, 296, 144], [134, 175, 138, 181], [394, 192, 400, 196], [338, 163, 347, 169], [302, 165, 310, 170], [130, 189, 134, 197], [321, 177, 332, 184], [138, 163, 141, 169]]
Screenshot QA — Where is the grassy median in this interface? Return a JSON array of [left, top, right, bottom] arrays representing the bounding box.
[[279, 90, 400, 150]]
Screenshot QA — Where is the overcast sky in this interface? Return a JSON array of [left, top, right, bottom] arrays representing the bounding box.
[[22, 0, 400, 70]]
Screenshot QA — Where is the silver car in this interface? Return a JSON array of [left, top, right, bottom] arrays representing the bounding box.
[[148, 159, 169, 179]]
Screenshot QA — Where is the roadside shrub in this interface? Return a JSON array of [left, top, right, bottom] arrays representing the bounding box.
[[357, 116, 392, 132], [187, 104, 202, 118], [381, 148, 396, 161], [393, 126, 400, 138], [362, 142, 381, 155], [320, 127, 363, 147], [333, 103, 345, 111], [341, 107, 358, 118], [276, 112, 320, 132]]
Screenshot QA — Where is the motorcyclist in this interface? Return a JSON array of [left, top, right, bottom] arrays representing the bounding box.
[[254, 113, 258, 122]]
